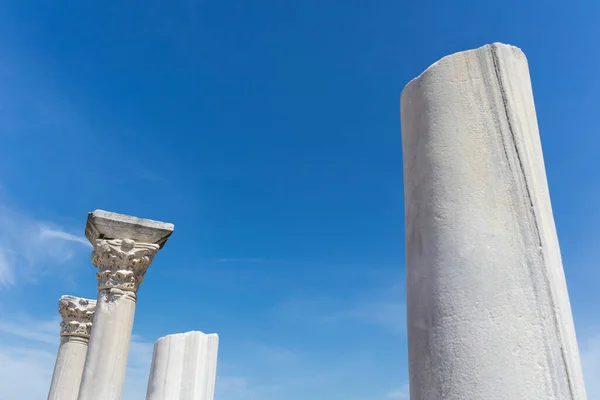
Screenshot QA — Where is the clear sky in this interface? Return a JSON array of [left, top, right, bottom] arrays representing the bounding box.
[[0, 0, 598, 399]]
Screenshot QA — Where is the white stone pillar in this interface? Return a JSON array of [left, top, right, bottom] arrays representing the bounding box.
[[48, 296, 96, 400], [145, 331, 219, 400], [400, 43, 586, 399], [78, 210, 174, 400]]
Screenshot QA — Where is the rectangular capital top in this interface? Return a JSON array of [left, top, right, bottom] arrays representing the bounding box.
[[85, 210, 174, 249]]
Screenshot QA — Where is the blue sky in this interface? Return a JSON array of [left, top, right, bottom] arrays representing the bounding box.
[[0, 0, 598, 399]]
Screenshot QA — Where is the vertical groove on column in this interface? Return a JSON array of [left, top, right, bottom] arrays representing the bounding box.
[[490, 44, 578, 398], [146, 331, 219, 400], [400, 43, 586, 400]]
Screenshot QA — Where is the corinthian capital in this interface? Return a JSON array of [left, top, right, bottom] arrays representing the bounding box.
[[85, 210, 174, 293], [58, 296, 96, 338], [91, 239, 159, 292]]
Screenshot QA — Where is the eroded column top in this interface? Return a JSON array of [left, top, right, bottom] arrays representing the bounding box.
[[85, 210, 175, 294], [85, 210, 174, 249], [58, 295, 96, 339]]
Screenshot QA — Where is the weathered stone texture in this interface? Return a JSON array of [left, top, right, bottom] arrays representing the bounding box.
[[78, 210, 174, 400], [48, 296, 96, 400], [401, 43, 586, 399], [146, 331, 219, 400]]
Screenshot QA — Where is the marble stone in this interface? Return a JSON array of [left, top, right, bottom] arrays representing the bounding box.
[[85, 209, 174, 249], [78, 210, 174, 400], [48, 296, 96, 400], [146, 331, 219, 400], [400, 43, 586, 399]]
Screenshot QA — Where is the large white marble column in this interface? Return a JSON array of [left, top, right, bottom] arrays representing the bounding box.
[[48, 296, 96, 400], [78, 210, 174, 400], [146, 331, 219, 400], [400, 43, 586, 399]]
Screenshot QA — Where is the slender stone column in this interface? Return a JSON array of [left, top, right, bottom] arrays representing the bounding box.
[[146, 331, 219, 400], [401, 43, 586, 399], [78, 210, 174, 400], [48, 296, 96, 400]]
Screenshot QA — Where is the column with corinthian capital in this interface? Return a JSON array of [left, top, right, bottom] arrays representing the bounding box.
[[48, 296, 96, 400], [77, 210, 174, 400]]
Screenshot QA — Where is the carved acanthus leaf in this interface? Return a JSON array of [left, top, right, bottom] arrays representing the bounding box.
[[58, 296, 96, 338], [91, 238, 159, 292]]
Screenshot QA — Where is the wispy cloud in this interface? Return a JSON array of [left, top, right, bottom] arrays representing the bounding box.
[[0, 313, 62, 399], [122, 335, 155, 400], [0, 312, 157, 400], [274, 282, 406, 336], [0, 247, 14, 286], [0, 203, 89, 287], [387, 384, 410, 399], [213, 336, 406, 400], [38, 226, 91, 247], [581, 330, 600, 398], [0, 308, 405, 400], [215, 376, 279, 400], [327, 298, 406, 335], [0, 314, 59, 345], [0, 311, 277, 400], [0, 344, 57, 399]]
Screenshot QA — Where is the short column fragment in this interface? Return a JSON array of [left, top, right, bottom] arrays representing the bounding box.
[[146, 331, 219, 400]]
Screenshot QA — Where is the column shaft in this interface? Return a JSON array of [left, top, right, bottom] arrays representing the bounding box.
[[400, 43, 586, 399], [78, 210, 174, 400], [77, 289, 137, 400], [48, 296, 96, 400], [48, 337, 89, 400], [146, 331, 219, 400]]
